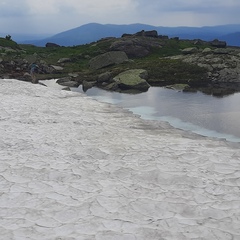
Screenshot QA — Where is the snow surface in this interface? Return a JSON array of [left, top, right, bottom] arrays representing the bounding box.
[[0, 79, 240, 240]]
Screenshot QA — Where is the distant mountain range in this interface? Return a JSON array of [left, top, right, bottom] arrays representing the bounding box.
[[18, 23, 240, 47]]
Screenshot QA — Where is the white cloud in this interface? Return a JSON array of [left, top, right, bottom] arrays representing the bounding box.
[[0, 0, 240, 35], [25, 0, 136, 16], [0, 0, 29, 17], [26, 0, 59, 15], [132, 0, 240, 26]]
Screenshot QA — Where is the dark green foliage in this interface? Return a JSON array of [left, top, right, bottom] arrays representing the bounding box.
[[5, 35, 12, 41], [0, 37, 19, 49]]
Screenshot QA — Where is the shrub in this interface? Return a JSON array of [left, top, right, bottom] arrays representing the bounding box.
[[5, 35, 12, 41]]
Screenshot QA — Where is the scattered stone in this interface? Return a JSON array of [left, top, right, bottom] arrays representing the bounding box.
[[58, 58, 71, 63]]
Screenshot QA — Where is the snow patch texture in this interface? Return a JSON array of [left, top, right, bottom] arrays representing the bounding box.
[[0, 79, 240, 239]]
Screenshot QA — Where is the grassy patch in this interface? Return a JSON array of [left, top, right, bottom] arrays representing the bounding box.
[[0, 37, 20, 49], [113, 58, 207, 86]]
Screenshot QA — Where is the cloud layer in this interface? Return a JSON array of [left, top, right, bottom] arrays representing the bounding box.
[[1, 0, 240, 35]]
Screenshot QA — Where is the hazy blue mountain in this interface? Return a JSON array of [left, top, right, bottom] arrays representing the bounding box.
[[219, 32, 240, 46], [19, 23, 240, 47], [19, 23, 165, 46], [0, 33, 52, 42]]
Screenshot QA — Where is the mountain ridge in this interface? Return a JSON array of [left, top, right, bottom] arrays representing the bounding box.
[[18, 23, 240, 47]]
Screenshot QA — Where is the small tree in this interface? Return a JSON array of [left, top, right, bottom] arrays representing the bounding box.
[[5, 35, 12, 41]]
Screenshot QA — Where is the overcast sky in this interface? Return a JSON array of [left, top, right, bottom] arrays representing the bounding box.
[[1, 0, 240, 35]]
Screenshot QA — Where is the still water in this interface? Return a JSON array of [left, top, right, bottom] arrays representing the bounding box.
[[74, 86, 240, 142]]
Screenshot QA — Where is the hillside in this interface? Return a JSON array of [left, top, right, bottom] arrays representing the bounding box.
[[0, 37, 20, 49], [1, 30, 240, 97], [19, 23, 240, 47], [220, 32, 240, 47]]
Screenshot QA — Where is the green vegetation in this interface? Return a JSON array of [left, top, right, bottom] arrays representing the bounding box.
[[0, 37, 19, 49], [0, 36, 209, 87], [19, 43, 109, 73]]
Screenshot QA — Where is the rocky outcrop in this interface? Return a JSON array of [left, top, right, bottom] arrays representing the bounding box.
[[169, 47, 240, 91], [134, 30, 158, 38], [89, 51, 128, 69], [210, 39, 227, 48], [110, 37, 162, 58], [122, 30, 163, 39]]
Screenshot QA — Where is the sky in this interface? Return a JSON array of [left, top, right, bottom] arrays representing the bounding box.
[[0, 0, 240, 36]]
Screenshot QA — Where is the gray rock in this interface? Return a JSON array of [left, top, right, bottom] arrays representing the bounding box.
[[97, 72, 112, 83], [110, 37, 162, 58], [210, 39, 227, 48], [113, 69, 150, 92], [58, 58, 71, 63], [122, 30, 159, 38], [82, 80, 96, 92], [56, 77, 80, 88], [213, 48, 229, 54], [68, 73, 79, 78], [89, 51, 128, 70], [5, 48, 17, 53], [134, 30, 158, 38], [23, 73, 32, 82], [50, 65, 64, 72], [110, 39, 149, 57], [46, 42, 60, 48], [168, 47, 240, 85], [202, 48, 212, 54], [182, 47, 198, 54]]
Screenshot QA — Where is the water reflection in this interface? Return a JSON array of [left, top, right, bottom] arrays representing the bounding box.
[[73, 86, 240, 142]]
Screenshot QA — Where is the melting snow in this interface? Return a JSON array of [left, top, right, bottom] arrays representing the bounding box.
[[0, 79, 240, 239]]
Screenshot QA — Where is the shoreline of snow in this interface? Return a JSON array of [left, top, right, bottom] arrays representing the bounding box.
[[39, 78, 240, 147]]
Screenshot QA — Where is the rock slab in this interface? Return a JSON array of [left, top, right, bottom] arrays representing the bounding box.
[[114, 69, 150, 91], [89, 51, 128, 69]]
